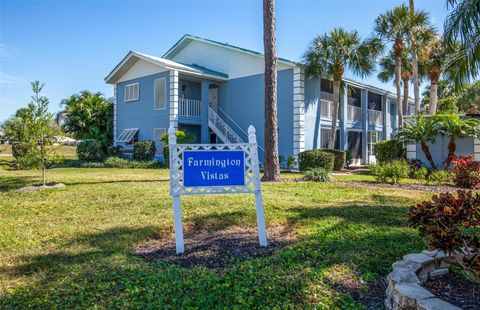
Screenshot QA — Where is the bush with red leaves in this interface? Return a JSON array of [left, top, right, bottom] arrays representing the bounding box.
[[408, 190, 480, 283], [452, 155, 480, 189]]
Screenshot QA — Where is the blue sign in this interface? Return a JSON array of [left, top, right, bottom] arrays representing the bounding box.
[[183, 150, 245, 187]]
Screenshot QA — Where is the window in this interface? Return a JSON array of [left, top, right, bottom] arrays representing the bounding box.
[[154, 128, 166, 154], [125, 83, 139, 102], [116, 128, 139, 143], [368, 131, 381, 157], [154, 78, 166, 110], [320, 128, 340, 149]]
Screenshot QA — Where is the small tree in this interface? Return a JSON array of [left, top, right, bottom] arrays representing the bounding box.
[[16, 81, 64, 185], [397, 115, 438, 169], [434, 114, 480, 167]]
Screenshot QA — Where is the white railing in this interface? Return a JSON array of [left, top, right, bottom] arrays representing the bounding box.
[[208, 107, 244, 144], [368, 109, 383, 126], [179, 98, 201, 118], [347, 105, 362, 123], [320, 99, 334, 119]]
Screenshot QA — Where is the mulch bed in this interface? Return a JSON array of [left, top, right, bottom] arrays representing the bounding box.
[[15, 182, 66, 193], [338, 180, 461, 193], [423, 272, 480, 309], [134, 224, 296, 270]]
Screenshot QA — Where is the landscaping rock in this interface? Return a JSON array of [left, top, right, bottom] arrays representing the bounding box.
[[417, 298, 461, 310], [392, 283, 434, 309]]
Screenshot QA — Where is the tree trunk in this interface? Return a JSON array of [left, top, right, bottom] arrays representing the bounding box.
[[403, 77, 409, 115], [409, 0, 421, 113], [328, 80, 341, 149], [42, 167, 46, 186], [395, 52, 404, 126], [428, 73, 439, 114], [445, 137, 457, 168], [421, 141, 436, 170], [262, 0, 280, 182]]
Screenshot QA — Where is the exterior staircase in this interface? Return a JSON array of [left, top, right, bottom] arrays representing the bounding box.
[[208, 106, 244, 144]]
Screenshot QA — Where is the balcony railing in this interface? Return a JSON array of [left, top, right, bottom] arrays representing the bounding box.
[[368, 109, 383, 126], [347, 105, 362, 123], [320, 99, 334, 119], [179, 98, 201, 118]]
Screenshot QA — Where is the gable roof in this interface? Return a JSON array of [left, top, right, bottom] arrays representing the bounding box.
[[163, 34, 302, 67], [105, 51, 228, 84]]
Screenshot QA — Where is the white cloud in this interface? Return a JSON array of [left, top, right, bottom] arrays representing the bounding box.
[[0, 43, 14, 61], [0, 72, 24, 87]]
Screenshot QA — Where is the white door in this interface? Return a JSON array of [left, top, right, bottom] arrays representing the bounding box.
[[209, 87, 219, 112]]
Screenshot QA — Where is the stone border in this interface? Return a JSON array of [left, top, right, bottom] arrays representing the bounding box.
[[385, 250, 461, 310]]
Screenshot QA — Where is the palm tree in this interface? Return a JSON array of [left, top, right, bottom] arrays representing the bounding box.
[[444, 0, 480, 86], [262, 0, 280, 181], [408, 0, 436, 112], [374, 5, 431, 126], [304, 28, 382, 149], [378, 51, 414, 115], [435, 113, 480, 167], [397, 115, 438, 169], [422, 37, 451, 114]]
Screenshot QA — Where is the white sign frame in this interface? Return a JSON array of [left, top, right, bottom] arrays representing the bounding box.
[[168, 125, 267, 254]]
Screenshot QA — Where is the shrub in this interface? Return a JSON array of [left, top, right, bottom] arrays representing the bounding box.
[[374, 139, 405, 164], [286, 156, 297, 169], [452, 155, 480, 189], [302, 168, 333, 182], [412, 167, 428, 180], [163, 146, 169, 168], [408, 191, 480, 283], [427, 169, 453, 185], [77, 139, 104, 162], [298, 150, 334, 172], [345, 150, 354, 168], [370, 160, 410, 184], [80, 161, 106, 168], [320, 149, 345, 171], [133, 140, 156, 161], [104, 157, 162, 169]]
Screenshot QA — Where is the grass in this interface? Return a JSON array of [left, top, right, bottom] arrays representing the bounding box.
[[0, 167, 432, 308]]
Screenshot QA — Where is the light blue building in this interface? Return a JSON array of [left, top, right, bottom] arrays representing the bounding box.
[[105, 34, 414, 165]]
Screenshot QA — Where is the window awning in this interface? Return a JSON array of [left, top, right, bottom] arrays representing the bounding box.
[[116, 128, 138, 143]]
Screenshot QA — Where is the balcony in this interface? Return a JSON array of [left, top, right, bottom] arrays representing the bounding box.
[[368, 109, 383, 126], [347, 105, 362, 123], [179, 98, 201, 118], [320, 99, 334, 119]]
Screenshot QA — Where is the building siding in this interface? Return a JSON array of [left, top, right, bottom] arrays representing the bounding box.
[[116, 71, 171, 159]]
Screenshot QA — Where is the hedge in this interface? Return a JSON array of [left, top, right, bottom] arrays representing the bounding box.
[[319, 148, 345, 171], [298, 150, 335, 172], [374, 139, 405, 164], [133, 140, 156, 161], [76, 139, 104, 162]]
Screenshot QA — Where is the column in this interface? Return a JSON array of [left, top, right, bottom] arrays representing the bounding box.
[[382, 95, 388, 140], [200, 80, 210, 143], [113, 83, 117, 146], [361, 89, 369, 164], [169, 70, 179, 129], [293, 67, 305, 156], [341, 87, 348, 150]]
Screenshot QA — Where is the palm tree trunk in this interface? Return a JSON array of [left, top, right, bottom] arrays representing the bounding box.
[[395, 53, 404, 126], [403, 78, 409, 115], [445, 137, 457, 167], [262, 0, 280, 182], [328, 80, 341, 149], [409, 0, 421, 113], [428, 73, 439, 114], [421, 141, 436, 170]]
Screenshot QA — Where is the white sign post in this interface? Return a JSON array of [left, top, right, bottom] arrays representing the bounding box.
[[168, 125, 267, 254]]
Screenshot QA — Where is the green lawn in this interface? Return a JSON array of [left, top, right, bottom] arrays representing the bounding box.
[[0, 168, 431, 308]]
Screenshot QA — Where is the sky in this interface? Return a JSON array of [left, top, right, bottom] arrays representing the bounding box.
[[0, 0, 450, 122]]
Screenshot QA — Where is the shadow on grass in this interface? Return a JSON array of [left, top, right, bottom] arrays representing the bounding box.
[[0, 176, 38, 192], [1, 197, 424, 308], [63, 179, 169, 186]]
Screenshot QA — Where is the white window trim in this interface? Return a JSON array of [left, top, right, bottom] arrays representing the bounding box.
[[154, 78, 167, 110], [125, 82, 139, 102]]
